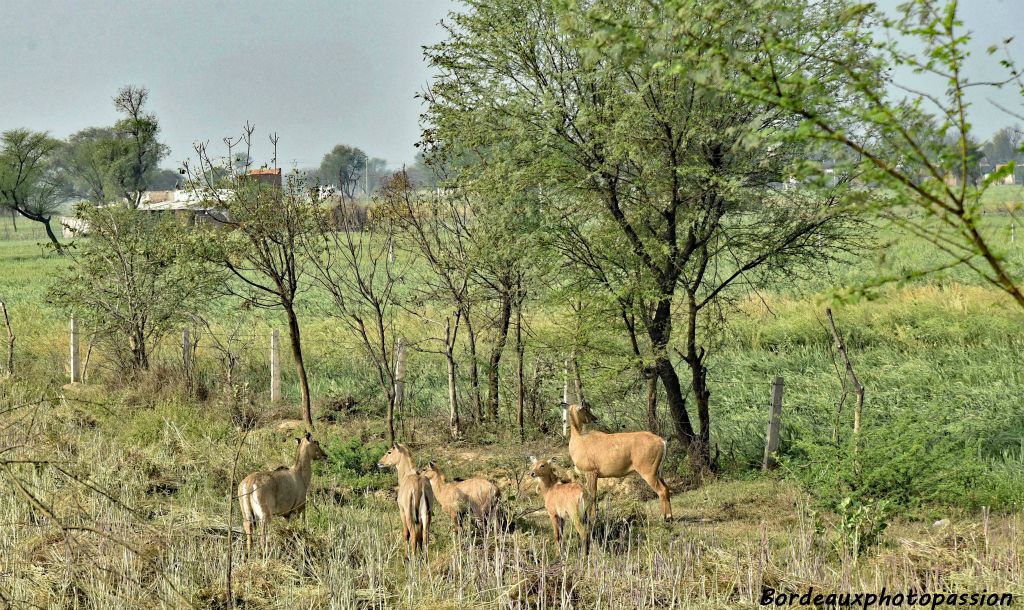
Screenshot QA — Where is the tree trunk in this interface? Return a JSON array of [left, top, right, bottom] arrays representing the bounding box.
[[42, 217, 64, 255], [681, 297, 713, 475], [1, 301, 14, 376], [446, 317, 461, 438], [464, 308, 483, 422], [645, 366, 659, 434], [285, 305, 313, 430], [391, 338, 406, 446], [515, 296, 525, 442], [130, 328, 149, 371], [487, 290, 512, 421], [571, 354, 585, 407], [648, 298, 703, 470]]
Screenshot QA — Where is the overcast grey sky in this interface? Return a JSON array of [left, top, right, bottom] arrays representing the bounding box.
[[1, 0, 456, 170], [1, 0, 1021, 171]]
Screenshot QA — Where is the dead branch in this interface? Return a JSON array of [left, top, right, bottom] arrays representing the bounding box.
[[0, 300, 13, 376], [825, 307, 865, 482]]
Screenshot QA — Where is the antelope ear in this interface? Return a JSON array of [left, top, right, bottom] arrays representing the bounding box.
[[305, 431, 312, 441], [528, 455, 537, 464], [428, 461, 436, 468], [295, 438, 301, 445], [549, 456, 559, 465]]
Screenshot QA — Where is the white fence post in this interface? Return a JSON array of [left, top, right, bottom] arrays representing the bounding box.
[[69, 316, 81, 383], [270, 329, 281, 403], [763, 376, 784, 471]]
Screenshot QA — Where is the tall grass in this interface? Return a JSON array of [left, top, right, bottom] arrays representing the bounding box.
[[2, 383, 1022, 609], [4, 198, 1024, 607]]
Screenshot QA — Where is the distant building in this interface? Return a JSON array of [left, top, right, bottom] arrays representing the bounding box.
[[137, 189, 228, 226], [994, 163, 1017, 185], [242, 167, 282, 188]]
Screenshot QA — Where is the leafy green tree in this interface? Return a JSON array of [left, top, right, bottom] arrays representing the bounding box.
[[108, 85, 170, 208], [60, 126, 117, 202], [365, 157, 389, 195], [424, 0, 854, 470], [593, 0, 1024, 308], [984, 126, 1023, 165], [0, 129, 66, 253], [49, 204, 215, 371], [318, 144, 367, 201]]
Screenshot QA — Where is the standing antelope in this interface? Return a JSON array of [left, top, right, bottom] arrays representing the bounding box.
[[422, 461, 500, 530], [567, 403, 672, 521], [238, 431, 329, 555], [528, 457, 589, 554], [377, 444, 434, 560]]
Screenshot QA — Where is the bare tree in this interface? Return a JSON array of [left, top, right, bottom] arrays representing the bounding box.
[[383, 171, 471, 438], [185, 132, 320, 429], [309, 187, 405, 444]]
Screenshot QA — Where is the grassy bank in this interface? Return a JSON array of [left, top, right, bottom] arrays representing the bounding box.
[[2, 196, 1024, 607]]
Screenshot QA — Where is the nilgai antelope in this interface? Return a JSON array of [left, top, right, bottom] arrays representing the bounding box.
[[238, 432, 329, 555], [377, 444, 434, 560], [567, 403, 672, 521], [528, 457, 589, 554], [422, 462, 500, 530]]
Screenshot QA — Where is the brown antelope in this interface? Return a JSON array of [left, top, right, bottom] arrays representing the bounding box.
[[377, 444, 434, 560], [238, 431, 329, 555], [422, 461, 500, 530], [567, 403, 672, 521], [528, 457, 589, 553]]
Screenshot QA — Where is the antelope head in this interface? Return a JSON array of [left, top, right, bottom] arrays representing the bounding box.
[[377, 443, 409, 469], [299, 432, 329, 462], [571, 404, 598, 425], [421, 461, 443, 482], [527, 456, 559, 479]]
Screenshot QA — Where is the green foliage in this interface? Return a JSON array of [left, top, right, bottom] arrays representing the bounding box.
[[830, 497, 891, 562], [107, 85, 170, 207], [59, 126, 118, 203], [589, 0, 1024, 307], [318, 144, 368, 200], [320, 436, 391, 491], [0, 128, 66, 250], [49, 203, 216, 371]]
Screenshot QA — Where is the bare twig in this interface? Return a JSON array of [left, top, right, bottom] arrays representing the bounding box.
[[0, 300, 13, 376], [824, 308, 865, 485]]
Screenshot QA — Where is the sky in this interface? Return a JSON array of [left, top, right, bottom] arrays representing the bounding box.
[[0, 0, 1021, 172], [1, 0, 457, 170]]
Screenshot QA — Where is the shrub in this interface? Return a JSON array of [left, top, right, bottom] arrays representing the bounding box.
[[49, 204, 216, 373], [320, 437, 391, 492]]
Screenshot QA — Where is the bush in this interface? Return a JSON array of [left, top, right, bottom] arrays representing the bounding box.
[[320, 437, 391, 492], [49, 204, 216, 373]]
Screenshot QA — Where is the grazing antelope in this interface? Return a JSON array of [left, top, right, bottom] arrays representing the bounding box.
[[528, 457, 589, 554], [377, 444, 434, 560], [238, 431, 329, 555], [567, 403, 672, 521], [422, 461, 500, 530]]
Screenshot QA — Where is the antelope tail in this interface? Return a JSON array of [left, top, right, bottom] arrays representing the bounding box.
[[419, 487, 430, 526], [238, 481, 255, 525], [659, 439, 668, 480], [410, 490, 420, 525]]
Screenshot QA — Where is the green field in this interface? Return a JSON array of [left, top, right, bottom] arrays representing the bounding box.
[[2, 190, 1024, 608]]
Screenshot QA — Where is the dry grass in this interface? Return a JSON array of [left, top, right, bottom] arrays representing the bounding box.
[[2, 382, 1022, 609]]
